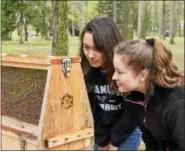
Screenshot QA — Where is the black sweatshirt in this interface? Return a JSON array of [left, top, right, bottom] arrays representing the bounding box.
[[124, 84, 185, 150], [84, 68, 137, 147]]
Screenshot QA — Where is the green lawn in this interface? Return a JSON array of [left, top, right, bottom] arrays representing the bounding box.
[[2, 36, 80, 56], [2, 36, 184, 72]]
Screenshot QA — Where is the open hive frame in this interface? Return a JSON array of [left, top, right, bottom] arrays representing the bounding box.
[[1, 54, 94, 150]]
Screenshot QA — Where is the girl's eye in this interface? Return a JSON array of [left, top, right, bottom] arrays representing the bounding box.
[[84, 46, 90, 51], [117, 71, 124, 75], [93, 48, 99, 52]]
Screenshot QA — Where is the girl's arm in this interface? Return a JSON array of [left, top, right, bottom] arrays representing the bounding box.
[[166, 98, 185, 150], [109, 102, 138, 147]]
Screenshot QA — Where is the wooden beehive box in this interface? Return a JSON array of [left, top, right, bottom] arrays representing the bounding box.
[[1, 54, 94, 150]]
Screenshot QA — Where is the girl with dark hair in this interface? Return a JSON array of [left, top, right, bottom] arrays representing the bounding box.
[[79, 17, 142, 150], [113, 38, 184, 150]]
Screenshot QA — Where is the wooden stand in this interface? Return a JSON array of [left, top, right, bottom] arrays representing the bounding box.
[[1, 54, 94, 150]]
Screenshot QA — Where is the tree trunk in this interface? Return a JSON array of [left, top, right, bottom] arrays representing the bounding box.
[[24, 1, 28, 41], [9, 32, 13, 40], [137, 1, 144, 38], [36, 28, 40, 36], [45, 17, 50, 40], [24, 17, 28, 41], [112, 0, 117, 23], [178, 22, 181, 37], [128, 1, 134, 39], [120, 1, 132, 39], [52, 1, 68, 56], [79, 1, 85, 34], [160, 1, 165, 40], [3, 31, 11, 40], [170, 1, 176, 44], [151, 1, 155, 35], [72, 20, 75, 36], [154, 1, 158, 32], [19, 2, 24, 44], [42, 1, 50, 40]]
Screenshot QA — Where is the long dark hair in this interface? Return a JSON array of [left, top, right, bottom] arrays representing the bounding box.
[[79, 17, 124, 90], [114, 38, 184, 88]]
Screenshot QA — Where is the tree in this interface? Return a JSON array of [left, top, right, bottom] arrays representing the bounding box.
[[68, 2, 80, 36], [119, 1, 132, 39], [137, 1, 152, 39], [170, 1, 176, 44], [23, 0, 28, 41], [79, 1, 85, 34], [137, 1, 144, 38], [52, 1, 68, 56], [112, 0, 117, 23], [176, 1, 184, 37], [97, 1, 112, 18], [151, 1, 160, 35], [28, 1, 43, 36], [21, 0, 35, 41], [68, 1, 99, 36], [84, 1, 99, 24], [19, 0, 24, 44], [160, 1, 166, 40], [42, 1, 51, 40], [142, 1, 152, 38], [2, 1, 21, 40]]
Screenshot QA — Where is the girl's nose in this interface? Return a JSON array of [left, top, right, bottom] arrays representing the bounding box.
[[112, 72, 117, 80], [88, 50, 95, 59]]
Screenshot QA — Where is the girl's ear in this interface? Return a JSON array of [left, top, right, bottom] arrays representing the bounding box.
[[139, 69, 149, 82]]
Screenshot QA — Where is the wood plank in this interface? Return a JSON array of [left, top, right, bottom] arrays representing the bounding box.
[[38, 66, 52, 150], [2, 55, 81, 65], [79, 147, 92, 150], [83, 137, 93, 149], [68, 63, 85, 149], [42, 63, 93, 150], [42, 64, 71, 150], [2, 130, 38, 145], [2, 116, 39, 136], [2, 55, 81, 70], [2, 61, 49, 70], [2, 125, 37, 140], [2, 56, 51, 65], [2, 133, 38, 150], [45, 128, 93, 148]]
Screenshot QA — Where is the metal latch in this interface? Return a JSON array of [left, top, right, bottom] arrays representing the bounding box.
[[20, 135, 27, 150], [62, 58, 72, 77]]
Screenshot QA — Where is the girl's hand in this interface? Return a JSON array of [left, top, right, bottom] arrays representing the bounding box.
[[98, 145, 109, 150], [108, 143, 118, 150]]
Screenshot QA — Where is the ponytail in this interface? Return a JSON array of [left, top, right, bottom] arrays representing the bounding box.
[[152, 38, 184, 88]]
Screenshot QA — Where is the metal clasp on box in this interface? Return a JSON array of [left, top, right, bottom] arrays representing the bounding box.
[[62, 58, 72, 77], [20, 135, 27, 150]]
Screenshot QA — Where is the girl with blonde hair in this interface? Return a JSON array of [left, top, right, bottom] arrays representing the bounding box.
[[113, 38, 184, 150]]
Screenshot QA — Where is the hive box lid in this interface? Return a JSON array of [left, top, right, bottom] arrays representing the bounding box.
[[1, 54, 81, 69]]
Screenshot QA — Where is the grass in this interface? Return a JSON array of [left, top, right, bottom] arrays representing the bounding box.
[[2, 36, 184, 72], [2, 36, 80, 56], [163, 37, 184, 72]]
